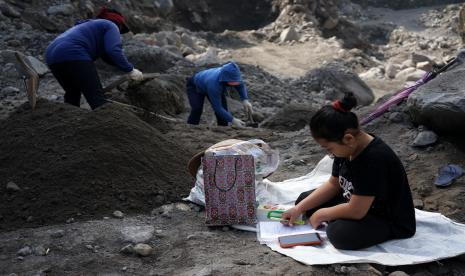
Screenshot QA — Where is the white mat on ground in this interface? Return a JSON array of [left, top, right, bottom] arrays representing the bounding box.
[[185, 155, 465, 265], [264, 209, 465, 265], [258, 156, 465, 265]]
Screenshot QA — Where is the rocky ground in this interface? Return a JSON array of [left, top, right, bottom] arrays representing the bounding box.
[[1, 0, 465, 275]]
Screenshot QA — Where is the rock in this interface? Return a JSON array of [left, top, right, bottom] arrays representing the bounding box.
[[153, 0, 174, 15], [124, 42, 181, 73], [1, 86, 20, 96], [47, 4, 75, 16], [120, 244, 134, 255], [323, 17, 339, 30], [78, 0, 94, 17], [33, 246, 47, 256], [50, 230, 65, 238], [162, 45, 183, 58], [232, 259, 253, 265], [121, 226, 154, 243], [0, 1, 20, 18], [418, 41, 428, 50], [395, 67, 416, 80], [175, 203, 191, 211], [153, 194, 165, 205], [305, 62, 374, 106], [280, 27, 300, 42], [66, 218, 74, 223], [385, 63, 401, 79], [133, 243, 153, 256], [359, 67, 384, 79], [181, 45, 195, 57], [185, 47, 220, 66], [407, 51, 465, 134], [388, 271, 410, 276], [6, 181, 21, 191], [408, 154, 418, 161], [7, 39, 20, 47], [416, 61, 433, 72], [113, 210, 124, 218], [389, 112, 403, 123], [335, 265, 360, 274], [412, 129, 437, 147], [2, 63, 18, 78], [401, 59, 415, 69], [181, 33, 197, 50], [411, 53, 432, 65], [47, 95, 58, 101], [405, 69, 427, 82], [17, 246, 32, 256], [355, 264, 383, 275], [191, 12, 202, 24]]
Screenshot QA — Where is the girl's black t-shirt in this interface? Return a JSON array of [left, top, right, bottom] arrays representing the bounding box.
[[332, 136, 416, 238]]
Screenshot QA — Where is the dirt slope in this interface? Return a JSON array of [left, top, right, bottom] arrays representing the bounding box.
[[0, 100, 194, 231]]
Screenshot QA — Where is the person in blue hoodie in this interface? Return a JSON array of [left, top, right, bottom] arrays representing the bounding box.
[[45, 7, 143, 110], [186, 62, 253, 127]]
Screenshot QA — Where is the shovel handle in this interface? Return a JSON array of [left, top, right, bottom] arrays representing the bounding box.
[[103, 73, 160, 93]]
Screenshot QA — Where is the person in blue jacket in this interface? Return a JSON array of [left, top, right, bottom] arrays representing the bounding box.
[[45, 7, 143, 110], [186, 62, 253, 127]]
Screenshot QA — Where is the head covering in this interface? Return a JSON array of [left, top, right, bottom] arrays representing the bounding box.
[[331, 100, 349, 113], [218, 62, 243, 83], [96, 7, 130, 34]]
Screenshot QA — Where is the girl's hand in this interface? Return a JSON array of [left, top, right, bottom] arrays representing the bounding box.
[[280, 207, 302, 226], [309, 208, 329, 229]]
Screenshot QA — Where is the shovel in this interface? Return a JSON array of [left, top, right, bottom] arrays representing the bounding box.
[[246, 110, 259, 128], [14, 52, 39, 110], [103, 72, 160, 93]]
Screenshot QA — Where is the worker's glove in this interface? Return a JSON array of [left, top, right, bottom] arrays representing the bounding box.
[[231, 117, 246, 128], [242, 100, 253, 116], [128, 68, 144, 81]]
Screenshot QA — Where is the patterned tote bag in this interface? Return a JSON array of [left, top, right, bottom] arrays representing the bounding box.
[[203, 155, 257, 225]]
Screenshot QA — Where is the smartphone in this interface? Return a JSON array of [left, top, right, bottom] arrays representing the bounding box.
[[278, 233, 322, 248]]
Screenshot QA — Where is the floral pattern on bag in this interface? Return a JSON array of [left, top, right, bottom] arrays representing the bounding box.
[[203, 155, 256, 225]]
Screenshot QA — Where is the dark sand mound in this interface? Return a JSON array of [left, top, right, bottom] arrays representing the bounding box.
[[0, 100, 193, 231]]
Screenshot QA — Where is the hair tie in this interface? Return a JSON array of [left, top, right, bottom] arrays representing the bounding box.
[[332, 100, 348, 113]]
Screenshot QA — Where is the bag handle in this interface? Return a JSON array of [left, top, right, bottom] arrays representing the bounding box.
[[213, 157, 239, 192]]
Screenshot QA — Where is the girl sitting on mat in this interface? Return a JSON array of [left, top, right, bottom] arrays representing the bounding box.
[[281, 93, 416, 250]]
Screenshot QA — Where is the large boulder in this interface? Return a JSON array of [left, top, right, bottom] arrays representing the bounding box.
[[126, 74, 186, 115], [304, 62, 375, 106], [124, 41, 183, 73], [407, 51, 465, 134], [260, 103, 319, 131]]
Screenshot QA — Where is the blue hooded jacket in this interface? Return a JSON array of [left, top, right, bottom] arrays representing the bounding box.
[[193, 62, 249, 122], [45, 19, 133, 72]]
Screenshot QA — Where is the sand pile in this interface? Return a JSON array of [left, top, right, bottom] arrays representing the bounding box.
[[0, 100, 194, 230]]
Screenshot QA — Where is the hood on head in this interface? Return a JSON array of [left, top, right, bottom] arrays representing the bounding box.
[[219, 62, 242, 83]]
